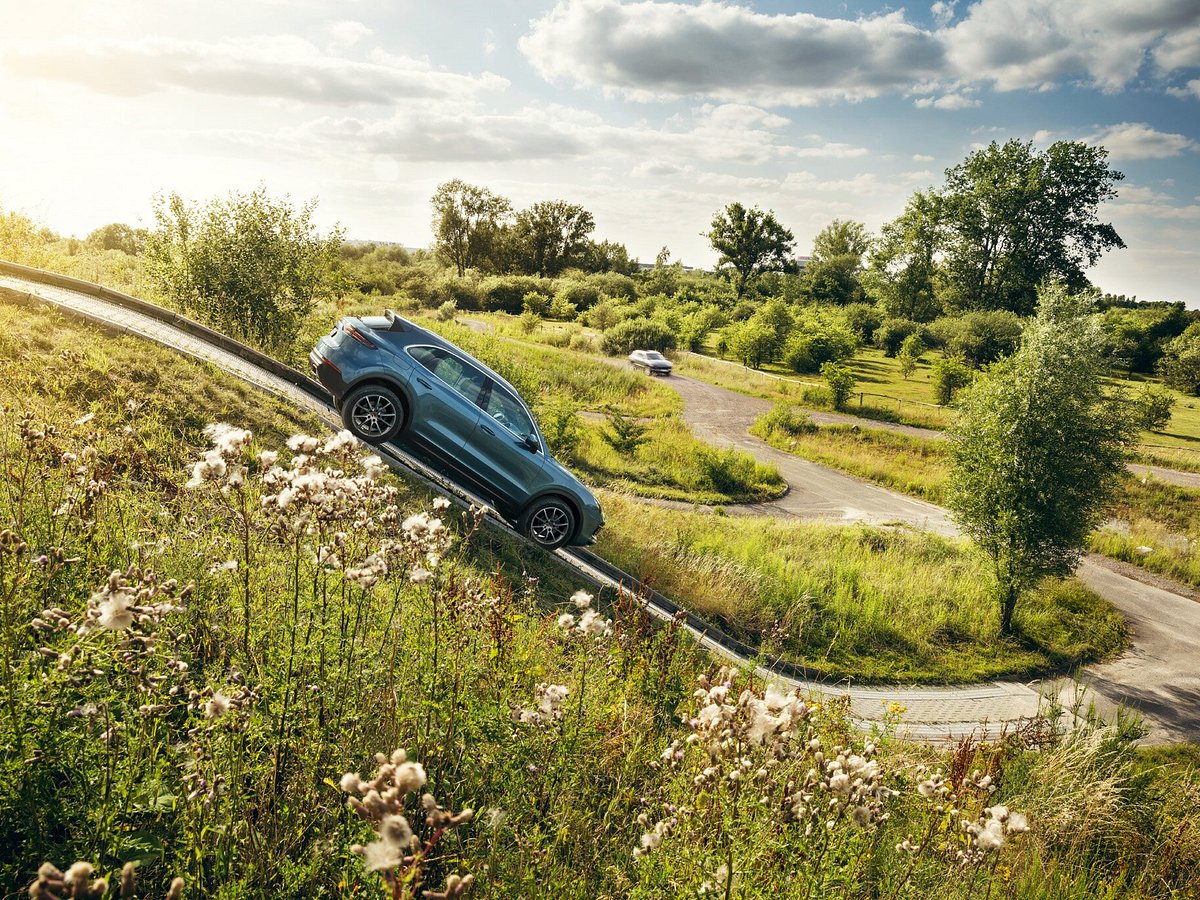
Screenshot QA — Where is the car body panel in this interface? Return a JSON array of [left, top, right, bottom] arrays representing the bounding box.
[[312, 311, 603, 545]]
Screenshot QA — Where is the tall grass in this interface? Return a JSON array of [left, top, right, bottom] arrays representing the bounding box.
[[594, 494, 1123, 683]]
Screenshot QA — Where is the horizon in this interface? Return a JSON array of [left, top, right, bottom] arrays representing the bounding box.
[[2, 0, 1198, 307]]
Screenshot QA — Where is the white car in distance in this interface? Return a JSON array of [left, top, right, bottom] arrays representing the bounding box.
[[628, 349, 673, 376]]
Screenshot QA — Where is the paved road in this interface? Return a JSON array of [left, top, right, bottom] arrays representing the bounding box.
[[655, 370, 1200, 745]]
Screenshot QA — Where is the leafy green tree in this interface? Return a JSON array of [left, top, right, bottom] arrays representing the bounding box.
[[512, 201, 595, 277], [85, 222, 148, 255], [939, 141, 1124, 315], [868, 191, 945, 321], [931, 356, 973, 405], [707, 203, 795, 300], [946, 284, 1137, 634], [800, 219, 871, 306], [873, 317, 922, 357], [1156, 321, 1200, 395], [1133, 384, 1175, 432], [930, 310, 1024, 368], [430, 180, 512, 277], [582, 238, 636, 275], [1100, 302, 1190, 375], [821, 362, 856, 410], [726, 318, 779, 369], [783, 315, 858, 374], [897, 334, 926, 380], [146, 188, 345, 350]]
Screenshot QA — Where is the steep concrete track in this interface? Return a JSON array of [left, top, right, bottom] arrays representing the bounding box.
[[4, 263, 1194, 744]]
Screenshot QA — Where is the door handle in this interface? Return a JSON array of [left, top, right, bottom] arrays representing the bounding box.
[[479, 424, 495, 436], [416, 377, 431, 389]]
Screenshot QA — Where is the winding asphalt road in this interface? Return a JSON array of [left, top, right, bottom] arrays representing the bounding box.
[[654, 369, 1200, 745]]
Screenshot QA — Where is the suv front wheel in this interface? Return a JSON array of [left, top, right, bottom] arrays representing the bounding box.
[[342, 384, 405, 444], [519, 497, 576, 550]]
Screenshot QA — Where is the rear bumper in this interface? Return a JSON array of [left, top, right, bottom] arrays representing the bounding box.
[[310, 348, 348, 400]]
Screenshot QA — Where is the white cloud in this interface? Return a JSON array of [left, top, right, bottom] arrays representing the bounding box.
[[912, 153, 935, 161], [1, 35, 508, 104], [520, 0, 946, 105], [520, 0, 1200, 106], [327, 20, 373, 50], [1089, 122, 1197, 159], [913, 92, 981, 109], [942, 0, 1200, 92], [1166, 79, 1200, 99]]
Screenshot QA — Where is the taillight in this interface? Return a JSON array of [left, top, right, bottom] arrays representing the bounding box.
[[344, 325, 377, 349]]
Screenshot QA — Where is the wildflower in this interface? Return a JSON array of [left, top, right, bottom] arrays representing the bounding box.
[[186, 450, 227, 488], [410, 567, 432, 584], [91, 572, 135, 631], [286, 434, 322, 453], [257, 449, 279, 468], [323, 430, 358, 455], [433, 496, 451, 510], [204, 423, 253, 457], [570, 589, 594, 609], [205, 693, 230, 719], [73, 412, 95, 426], [576, 608, 612, 638], [556, 613, 575, 629], [346, 554, 387, 589], [208, 559, 238, 575]]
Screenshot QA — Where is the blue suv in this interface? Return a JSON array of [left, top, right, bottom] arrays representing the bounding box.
[[311, 310, 603, 549]]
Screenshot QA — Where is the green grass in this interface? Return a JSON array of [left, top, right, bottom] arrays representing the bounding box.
[[6, 256, 1200, 898], [594, 494, 1123, 684], [573, 416, 787, 505]]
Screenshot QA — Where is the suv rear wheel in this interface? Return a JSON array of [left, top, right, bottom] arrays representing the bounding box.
[[519, 497, 576, 550], [342, 384, 405, 444]]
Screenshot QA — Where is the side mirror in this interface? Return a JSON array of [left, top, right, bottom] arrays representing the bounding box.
[[524, 432, 540, 452]]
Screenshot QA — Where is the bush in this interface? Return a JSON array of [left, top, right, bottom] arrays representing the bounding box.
[[821, 362, 856, 410], [783, 320, 857, 374], [600, 317, 677, 355], [517, 310, 540, 334], [601, 413, 650, 455], [523, 290, 551, 316], [936, 310, 1024, 367], [582, 297, 623, 331], [549, 294, 578, 320], [694, 446, 777, 495], [568, 332, 597, 353], [842, 302, 883, 343], [873, 317, 921, 357], [898, 333, 926, 379], [755, 403, 817, 437], [436, 299, 458, 321], [535, 396, 583, 460], [1134, 384, 1175, 431], [932, 356, 974, 405], [1160, 322, 1200, 395], [480, 275, 552, 313]]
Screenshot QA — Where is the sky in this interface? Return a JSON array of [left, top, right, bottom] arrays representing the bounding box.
[[1, 0, 1198, 305]]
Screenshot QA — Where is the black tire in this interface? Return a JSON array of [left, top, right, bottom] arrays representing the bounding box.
[[342, 384, 405, 444], [518, 497, 576, 550]]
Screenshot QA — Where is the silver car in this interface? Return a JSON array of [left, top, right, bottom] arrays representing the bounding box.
[[628, 349, 673, 376]]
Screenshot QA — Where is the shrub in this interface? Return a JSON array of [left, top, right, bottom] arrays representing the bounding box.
[[568, 332, 597, 353], [600, 317, 676, 355], [535, 395, 583, 459], [873, 317, 921, 357], [600, 413, 650, 455], [842, 302, 884, 343], [480, 275, 552, 313], [549, 294, 578, 320], [755, 403, 818, 437], [587, 271, 639, 301], [940, 310, 1024, 367], [898, 333, 926, 379], [932, 355, 974, 405], [725, 319, 780, 369], [1134, 384, 1175, 431], [517, 310, 540, 334], [1159, 322, 1200, 395], [695, 446, 776, 495], [783, 320, 857, 374], [523, 290, 551, 316], [582, 297, 623, 331], [436, 299, 458, 321], [821, 361, 856, 410]]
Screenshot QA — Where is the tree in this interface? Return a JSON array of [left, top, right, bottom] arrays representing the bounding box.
[[582, 238, 636, 275], [146, 188, 345, 350], [430, 180, 512, 277], [85, 223, 148, 255], [0, 206, 43, 264], [868, 191, 945, 321], [938, 141, 1124, 315], [1159, 323, 1200, 395], [946, 283, 1137, 635], [897, 334, 925, 379], [931, 356, 973, 405], [821, 362, 856, 410], [707, 203, 795, 300], [512, 201, 595, 277]]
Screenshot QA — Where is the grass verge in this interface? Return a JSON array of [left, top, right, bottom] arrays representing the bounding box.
[[594, 494, 1123, 684]]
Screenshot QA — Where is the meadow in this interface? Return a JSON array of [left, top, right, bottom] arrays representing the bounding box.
[[3, 248, 1200, 898]]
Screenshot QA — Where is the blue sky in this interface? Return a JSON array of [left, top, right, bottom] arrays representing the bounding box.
[[2, 0, 1198, 305]]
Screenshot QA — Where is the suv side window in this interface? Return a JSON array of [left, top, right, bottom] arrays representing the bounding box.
[[407, 346, 488, 406], [483, 382, 535, 440]]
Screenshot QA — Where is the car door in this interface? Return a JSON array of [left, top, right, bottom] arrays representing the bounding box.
[[466, 380, 550, 508], [404, 346, 492, 476]]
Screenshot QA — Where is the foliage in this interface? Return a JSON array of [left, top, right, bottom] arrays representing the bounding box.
[[932, 356, 974, 405], [868, 190, 945, 322], [753, 403, 817, 438], [783, 315, 858, 374], [1100, 301, 1192, 374], [600, 412, 649, 455], [511, 200, 595, 277], [898, 333, 926, 379], [724, 317, 780, 369], [430, 179, 512, 277], [436, 299, 458, 321], [599, 317, 676, 355], [478, 274, 551, 313], [145, 188, 345, 350], [930, 309, 1024, 367], [874, 317, 923, 356], [946, 284, 1138, 634], [842, 301, 884, 343], [938, 141, 1125, 314], [821, 361, 856, 410], [1133, 384, 1175, 432], [1159, 322, 1200, 395], [0, 205, 46, 264], [534, 395, 584, 460], [706, 202, 795, 299], [85, 222, 148, 255], [798, 218, 871, 305]]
